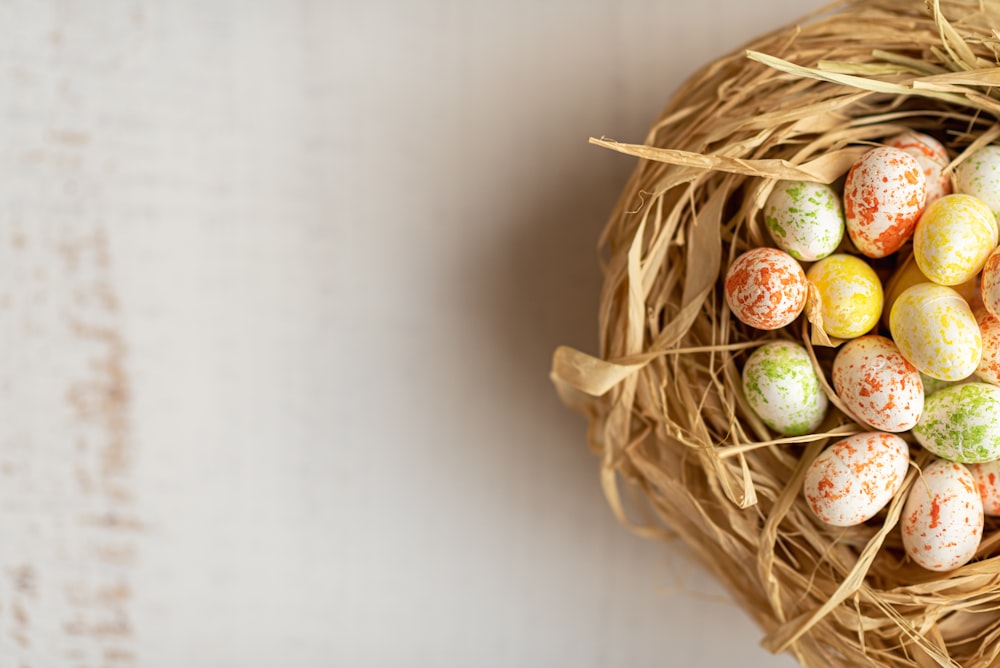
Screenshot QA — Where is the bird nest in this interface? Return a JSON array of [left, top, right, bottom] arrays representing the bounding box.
[[552, 1, 1000, 665]]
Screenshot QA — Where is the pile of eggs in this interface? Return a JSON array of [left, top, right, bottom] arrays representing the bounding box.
[[727, 131, 1000, 571]]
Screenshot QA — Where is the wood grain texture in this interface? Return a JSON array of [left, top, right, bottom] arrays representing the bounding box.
[[0, 1, 822, 665]]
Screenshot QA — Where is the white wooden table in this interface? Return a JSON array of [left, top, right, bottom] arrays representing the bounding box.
[[0, 1, 823, 665]]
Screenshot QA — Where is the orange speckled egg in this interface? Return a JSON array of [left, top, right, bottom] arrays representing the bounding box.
[[724, 248, 807, 330], [968, 460, 1000, 516], [803, 432, 910, 527], [886, 131, 952, 206], [844, 147, 926, 258], [833, 335, 923, 432], [981, 247, 1000, 318], [902, 459, 983, 572], [977, 310, 1000, 387]]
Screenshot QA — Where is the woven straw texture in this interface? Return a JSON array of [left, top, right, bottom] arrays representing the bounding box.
[[552, 1, 1000, 666]]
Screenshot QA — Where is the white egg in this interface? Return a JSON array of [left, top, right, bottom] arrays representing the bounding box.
[[901, 459, 983, 571], [741, 341, 828, 436], [833, 335, 923, 431], [956, 145, 1000, 219], [803, 432, 909, 527]]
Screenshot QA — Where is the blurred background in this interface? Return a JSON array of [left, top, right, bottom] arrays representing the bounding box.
[[0, 1, 827, 666]]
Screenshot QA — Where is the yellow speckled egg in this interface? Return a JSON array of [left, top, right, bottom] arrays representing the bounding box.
[[913, 194, 998, 286], [882, 253, 977, 329], [805, 253, 883, 339], [890, 282, 982, 381]]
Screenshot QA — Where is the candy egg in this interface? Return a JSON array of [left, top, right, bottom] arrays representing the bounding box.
[[806, 253, 883, 339], [981, 247, 1000, 318], [968, 460, 1000, 516], [803, 432, 909, 527], [901, 459, 983, 572], [844, 147, 926, 258], [886, 131, 952, 206], [741, 341, 828, 436], [913, 194, 997, 286], [832, 335, 923, 432], [889, 283, 982, 381], [913, 383, 1000, 463], [881, 252, 978, 329], [976, 310, 1000, 386], [725, 248, 807, 330], [763, 181, 844, 261], [956, 145, 1000, 218]]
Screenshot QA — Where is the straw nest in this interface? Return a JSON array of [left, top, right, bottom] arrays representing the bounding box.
[[551, 1, 1000, 666]]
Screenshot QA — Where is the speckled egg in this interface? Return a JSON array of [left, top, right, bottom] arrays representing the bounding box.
[[913, 194, 998, 286], [833, 335, 923, 432], [901, 459, 983, 572], [763, 181, 844, 261], [913, 383, 1000, 463], [725, 248, 808, 330], [806, 253, 883, 339], [881, 253, 978, 329], [803, 432, 909, 527], [981, 247, 1000, 318], [976, 310, 1000, 386], [844, 147, 926, 258], [956, 145, 1000, 219], [889, 283, 982, 381], [741, 341, 828, 436], [968, 460, 1000, 516], [887, 131, 952, 206], [921, 372, 971, 397]]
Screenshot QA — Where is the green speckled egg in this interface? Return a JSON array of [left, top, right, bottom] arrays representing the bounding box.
[[742, 341, 828, 436], [913, 382, 1000, 463], [764, 181, 845, 261], [956, 145, 1000, 219]]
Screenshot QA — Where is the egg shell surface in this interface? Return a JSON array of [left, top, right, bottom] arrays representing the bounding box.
[[881, 252, 977, 329], [889, 282, 982, 381], [763, 181, 844, 261], [741, 341, 828, 436], [956, 145, 1000, 219], [968, 460, 1000, 516], [803, 432, 909, 527], [887, 131, 952, 206], [976, 311, 1000, 386], [725, 248, 807, 330], [913, 383, 1000, 463], [833, 335, 923, 432], [913, 194, 998, 286], [901, 459, 983, 572], [806, 253, 883, 339], [844, 147, 926, 258], [981, 247, 1000, 318]]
